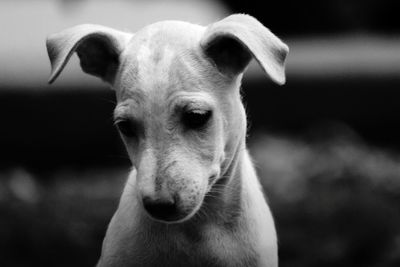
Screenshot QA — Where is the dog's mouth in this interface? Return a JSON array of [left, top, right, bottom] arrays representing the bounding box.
[[144, 205, 187, 223], [142, 194, 204, 224]]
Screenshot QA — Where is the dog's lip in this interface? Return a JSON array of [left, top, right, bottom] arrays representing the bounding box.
[[140, 198, 198, 224], [144, 211, 188, 224], [206, 173, 221, 192], [144, 206, 199, 224], [208, 173, 218, 185]]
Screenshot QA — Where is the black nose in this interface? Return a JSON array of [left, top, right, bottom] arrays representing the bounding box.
[[142, 195, 180, 222]]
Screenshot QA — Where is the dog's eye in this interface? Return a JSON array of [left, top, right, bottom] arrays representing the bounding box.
[[115, 119, 136, 137], [182, 110, 212, 129]]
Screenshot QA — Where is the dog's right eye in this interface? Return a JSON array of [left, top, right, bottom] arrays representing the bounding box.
[[182, 109, 212, 130], [115, 120, 136, 138]]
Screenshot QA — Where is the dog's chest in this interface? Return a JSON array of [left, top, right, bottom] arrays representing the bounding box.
[[129, 222, 259, 267]]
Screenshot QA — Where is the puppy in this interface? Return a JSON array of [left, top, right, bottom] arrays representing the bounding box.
[[46, 14, 288, 267]]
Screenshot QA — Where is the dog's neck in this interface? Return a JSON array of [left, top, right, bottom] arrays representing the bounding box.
[[199, 128, 247, 227]]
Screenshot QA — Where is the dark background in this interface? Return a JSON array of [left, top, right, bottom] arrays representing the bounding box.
[[1, 0, 400, 266], [230, 0, 400, 35]]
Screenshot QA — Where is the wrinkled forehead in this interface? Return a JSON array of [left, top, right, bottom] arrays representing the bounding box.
[[115, 21, 214, 102]]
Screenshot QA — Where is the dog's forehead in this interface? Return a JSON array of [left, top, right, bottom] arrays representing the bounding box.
[[116, 21, 211, 102], [132, 20, 205, 53]]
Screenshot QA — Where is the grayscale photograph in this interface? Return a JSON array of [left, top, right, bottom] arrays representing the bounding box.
[[0, 0, 399, 266]]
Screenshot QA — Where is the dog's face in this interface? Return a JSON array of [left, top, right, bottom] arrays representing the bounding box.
[[46, 15, 288, 223], [113, 22, 247, 222]]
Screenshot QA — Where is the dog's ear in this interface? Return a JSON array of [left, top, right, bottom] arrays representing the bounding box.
[[46, 24, 133, 84], [201, 14, 288, 84]]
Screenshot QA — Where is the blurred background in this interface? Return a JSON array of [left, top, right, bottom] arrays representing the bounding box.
[[1, 0, 400, 266]]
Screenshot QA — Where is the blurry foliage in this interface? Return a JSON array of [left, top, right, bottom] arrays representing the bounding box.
[[0, 169, 126, 267], [1, 133, 400, 266], [251, 133, 400, 267]]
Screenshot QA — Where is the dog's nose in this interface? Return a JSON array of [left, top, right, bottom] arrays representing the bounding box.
[[142, 195, 180, 222]]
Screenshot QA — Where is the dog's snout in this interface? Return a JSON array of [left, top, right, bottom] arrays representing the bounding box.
[[142, 195, 180, 222]]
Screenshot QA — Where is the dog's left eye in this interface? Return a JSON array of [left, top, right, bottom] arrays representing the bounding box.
[[182, 110, 212, 129], [115, 119, 137, 138]]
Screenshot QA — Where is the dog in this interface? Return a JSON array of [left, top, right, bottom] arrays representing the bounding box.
[[46, 14, 288, 267]]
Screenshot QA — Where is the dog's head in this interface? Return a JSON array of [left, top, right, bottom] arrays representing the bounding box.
[[47, 14, 288, 223]]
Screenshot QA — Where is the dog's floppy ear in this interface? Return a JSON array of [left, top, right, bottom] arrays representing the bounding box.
[[46, 24, 133, 84], [201, 14, 288, 84]]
